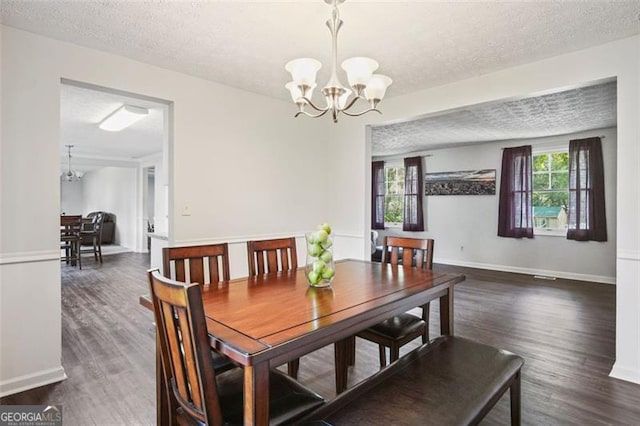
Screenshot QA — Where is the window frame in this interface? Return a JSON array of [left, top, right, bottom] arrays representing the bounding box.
[[532, 146, 569, 237], [383, 162, 405, 228]]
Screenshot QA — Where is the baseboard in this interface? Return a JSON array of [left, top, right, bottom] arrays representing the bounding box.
[[0, 366, 67, 398], [610, 362, 640, 385], [434, 257, 615, 285]]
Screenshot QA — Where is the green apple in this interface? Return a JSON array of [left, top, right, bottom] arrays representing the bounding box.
[[308, 243, 322, 257], [318, 223, 332, 235], [313, 260, 326, 272], [307, 270, 321, 284], [320, 239, 332, 250], [307, 232, 318, 244], [320, 250, 333, 263], [316, 230, 329, 243], [321, 266, 335, 280]]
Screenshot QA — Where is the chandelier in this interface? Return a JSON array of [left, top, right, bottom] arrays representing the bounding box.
[[285, 0, 392, 123], [61, 145, 83, 182]]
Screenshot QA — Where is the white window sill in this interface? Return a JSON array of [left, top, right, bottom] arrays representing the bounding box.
[[384, 223, 403, 229], [534, 229, 567, 237]]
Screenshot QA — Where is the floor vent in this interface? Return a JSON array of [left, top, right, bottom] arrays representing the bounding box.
[[534, 275, 557, 280]]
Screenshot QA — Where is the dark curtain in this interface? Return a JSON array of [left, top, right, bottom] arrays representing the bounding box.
[[403, 156, 424, 231], [567, 137, 607, 241], [371, 161, 385, 230], [498, 145, 534, 238]]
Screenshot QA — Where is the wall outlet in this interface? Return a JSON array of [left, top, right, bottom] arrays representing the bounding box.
[[181, 203, 191, 216]]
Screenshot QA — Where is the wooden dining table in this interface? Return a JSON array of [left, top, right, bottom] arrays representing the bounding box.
[[140, 259, 465, 426]]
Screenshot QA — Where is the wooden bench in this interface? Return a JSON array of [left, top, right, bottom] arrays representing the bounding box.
[[298, 336, 524, 425]]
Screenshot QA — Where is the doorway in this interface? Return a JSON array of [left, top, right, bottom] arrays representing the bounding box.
[[59, 79, 172, 264]]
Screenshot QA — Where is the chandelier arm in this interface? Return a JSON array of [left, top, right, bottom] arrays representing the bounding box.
[[300, 97, 330, 113], [340, 108, 382, 117], [295, 109, 330, 119], [339, 94, 367, 113]]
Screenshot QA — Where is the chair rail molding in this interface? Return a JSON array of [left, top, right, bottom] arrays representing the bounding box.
[[0, 250, 61, 265], [617, 249, 640, 261]]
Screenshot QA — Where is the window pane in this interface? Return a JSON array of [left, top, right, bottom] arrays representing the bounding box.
[[387, 168, 395, 181], [397, 167, 405, 180], [533, 174, 549, 190], [551, 172, 568, 189], [384, 167, 405, 223], [384, 195, 403, 223], [533, 191, 568, 229], [551, 152, 569, 171], [533, 154, 549, 172]]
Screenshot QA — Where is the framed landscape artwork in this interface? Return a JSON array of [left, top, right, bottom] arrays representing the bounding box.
[[424, 169, 496, 195]]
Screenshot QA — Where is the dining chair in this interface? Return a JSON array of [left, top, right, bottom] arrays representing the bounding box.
[[60, 215, 82, 269], [246, 237, 301, 378], [356, 236, 435, 367], [162, 243, 235, 373], [163, 243, 230, 286], [246, 236, 298, 276], [147, 269, 324, 425], [80, 212, 104, 264]]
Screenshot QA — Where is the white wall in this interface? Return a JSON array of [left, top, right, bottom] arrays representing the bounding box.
[[60, 180, 83, 215], [0, 25, 329, 396], [82, 167, 137, 250], [375, 127, 617, 284], [328, 36, 640, 384]]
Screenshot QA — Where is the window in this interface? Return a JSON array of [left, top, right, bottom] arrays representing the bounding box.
[[384, 165, 404, 225], [532, 150, 569, 234]]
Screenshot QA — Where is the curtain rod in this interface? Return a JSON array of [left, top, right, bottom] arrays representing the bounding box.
[[500, 135, 606, 150]]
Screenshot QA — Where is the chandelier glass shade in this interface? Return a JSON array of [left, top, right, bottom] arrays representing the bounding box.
[[61, 145, 83, 182], [285, 0, 392, 123]]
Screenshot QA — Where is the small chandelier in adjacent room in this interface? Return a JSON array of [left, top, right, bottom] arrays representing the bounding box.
[[61, 145, 83, 182], [285, 0, 392, 123]]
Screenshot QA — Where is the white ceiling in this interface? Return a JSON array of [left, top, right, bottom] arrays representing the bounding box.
[[371, 80, 617, 156], [1, 1, 639, 103], [60, 84, 165, 173]]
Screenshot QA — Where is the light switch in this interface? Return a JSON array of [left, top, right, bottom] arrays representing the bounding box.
[[181, 203, 191, 216]]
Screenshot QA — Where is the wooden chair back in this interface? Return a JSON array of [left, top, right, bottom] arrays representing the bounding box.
[[382, 236, 434, 270], [246, 237, 298, 276], [147, 269, 223, 425], [163, 244, 230, 285], [61, 215, 82, 235]]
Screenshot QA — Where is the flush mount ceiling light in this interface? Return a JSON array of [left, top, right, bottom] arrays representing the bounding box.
[[285, 0, 392, 123], [99, 104, 149, 131], [61, 144, 83, 182]]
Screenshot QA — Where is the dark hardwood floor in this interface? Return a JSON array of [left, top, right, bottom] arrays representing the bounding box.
[[2, 253, 639, 425]]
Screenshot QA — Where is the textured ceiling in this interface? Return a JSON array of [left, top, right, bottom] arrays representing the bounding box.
[[1, 1, 639, 103], [371, 81, 617, 156], [60, 84, 165, 173]]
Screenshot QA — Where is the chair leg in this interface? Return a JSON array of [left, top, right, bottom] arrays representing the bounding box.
[[93, 237, 98, 261], [77, 239, 82, 270], [287, 359, 300, 379], [510, 371, 521, 425], [378, 345, 386, 367], [97, 240, 103, 264]]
